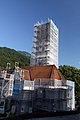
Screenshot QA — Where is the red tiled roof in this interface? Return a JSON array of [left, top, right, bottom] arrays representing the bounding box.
[[21, 65, 63, 80]]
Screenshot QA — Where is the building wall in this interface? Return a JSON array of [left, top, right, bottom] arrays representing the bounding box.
[[30, 19, 58, 67], [32, 88, 67, 112], [0, 70, 75, 115], [66, 80, 75, 110], [32, 79, 75, 112]]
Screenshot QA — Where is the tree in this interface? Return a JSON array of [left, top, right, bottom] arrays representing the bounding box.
[[59, 65, 80, 106]]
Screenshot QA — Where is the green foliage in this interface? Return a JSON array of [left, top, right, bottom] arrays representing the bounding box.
[[59, 65, 80, 103], [18, 51, 30, 56], [0, 47, 30, 69]]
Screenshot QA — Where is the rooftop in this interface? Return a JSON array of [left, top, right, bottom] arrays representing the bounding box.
[[21, 65, 64, 80]]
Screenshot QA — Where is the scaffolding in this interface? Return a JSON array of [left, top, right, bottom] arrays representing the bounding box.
[[32, 79, 74, 112], [23, 80, 34, 90], [0, 73, 14, 98], [30, 19, 58, 66], [0, 68, 75, 114], [34, 79, 67, 89]]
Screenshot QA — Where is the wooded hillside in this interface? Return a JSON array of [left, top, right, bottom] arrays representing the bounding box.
[[0, 47, 30, 69]]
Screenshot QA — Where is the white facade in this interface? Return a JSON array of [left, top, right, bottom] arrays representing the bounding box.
[[30, 19, 58, 67]]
